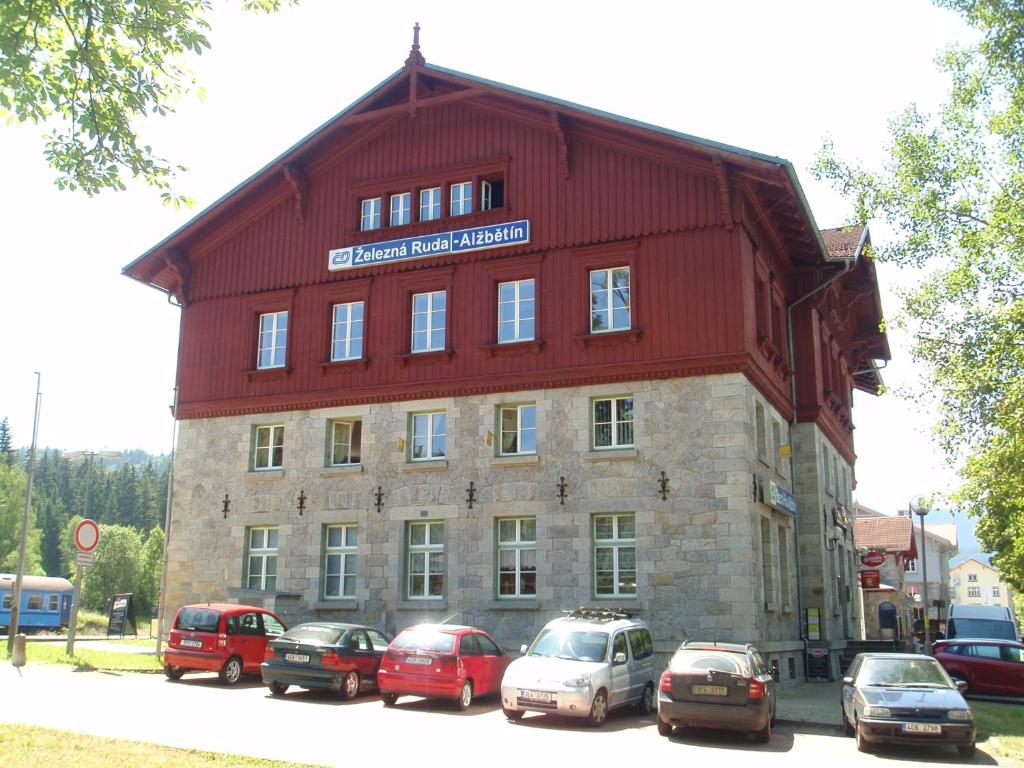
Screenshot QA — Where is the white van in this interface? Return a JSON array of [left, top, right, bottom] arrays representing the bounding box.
[[946, 604, 1019, 641]]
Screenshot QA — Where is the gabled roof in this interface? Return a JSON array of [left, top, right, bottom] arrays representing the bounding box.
[[123, 37, 839, 294], [950, 557, 999, 574], [855, 514, 917, 557]]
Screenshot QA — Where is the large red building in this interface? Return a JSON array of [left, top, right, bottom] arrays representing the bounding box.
[[126, 32, 888, 681]]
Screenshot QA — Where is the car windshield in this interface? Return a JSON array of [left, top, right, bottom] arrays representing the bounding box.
[[952, 618, 1017, 640], [529, 628, 609, 662], [391, 629, 455, 653], [859, 658, 952, 688], [280, 625, 345, 645], [671, 649, 751, 676], [175, 608, 220, 632]]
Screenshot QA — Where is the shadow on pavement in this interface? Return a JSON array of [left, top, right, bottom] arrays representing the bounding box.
[[505, 708, 656, 733]]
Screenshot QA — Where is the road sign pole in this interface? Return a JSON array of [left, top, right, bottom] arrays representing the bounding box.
[[65, 565, 84, 657]]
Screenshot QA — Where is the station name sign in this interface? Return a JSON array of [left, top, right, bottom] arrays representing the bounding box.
[[767, 481, 798, 517], [328, 219, 530, 272]]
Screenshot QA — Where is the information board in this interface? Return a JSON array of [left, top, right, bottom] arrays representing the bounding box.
[[106, 593, 136, 638]]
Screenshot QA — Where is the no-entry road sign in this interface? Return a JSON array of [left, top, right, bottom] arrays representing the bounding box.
[[74, 519, 100, 553]]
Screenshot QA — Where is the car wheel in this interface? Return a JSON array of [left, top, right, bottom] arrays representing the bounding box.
[[456, 680, 473, 711], [502, 707, 524, 722], [269, 682, 288, 697], [855, 718, 873, 753], [657, 717, 673, 737], [341, 670, 360, 700], [218, 656, 243, 685], [163, 665, 184, 681], [957, 743, 976, 758], [382, 693, 398, 707], [755, 718, 771, 744], [588, 690, 608, 727], [636, 683, 654, 715]]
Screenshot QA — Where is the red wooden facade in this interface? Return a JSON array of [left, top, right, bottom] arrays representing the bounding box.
[[124, 46, 887, 461]]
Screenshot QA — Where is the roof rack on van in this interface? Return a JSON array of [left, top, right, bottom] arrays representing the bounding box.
[[563, 606, 636, 622]]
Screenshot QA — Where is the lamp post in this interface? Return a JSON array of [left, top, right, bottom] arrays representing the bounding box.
[[62, 450, 122, 656], [910, 494, 932, 651]]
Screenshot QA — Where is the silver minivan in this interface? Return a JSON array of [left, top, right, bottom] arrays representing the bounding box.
[[499, 607, 657, 726]]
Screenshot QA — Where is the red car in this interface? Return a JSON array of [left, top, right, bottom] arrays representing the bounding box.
[[932, 638, 1024, 696], [163, 603, 287, 685], [377, 624, 511, 709]]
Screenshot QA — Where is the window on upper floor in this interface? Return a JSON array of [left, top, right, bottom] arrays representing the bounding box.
[[906, 558, 918, 573], [419, 187, 441, 221], [450, 181, 473, 216], [328, 419, 362, 466], [968, 586, 982, 598], [968, 573, 979, 582], [257, 311, 288, 370], [253, 424, 284, 471], [411, 290, 446, 353], [499, 403, 536, 456], [592, 396, 634, 450], [755, 402, 768, 464], [481, 177, 504, 210], [360, 197, 381, 231], [498, 279, 535, 343], [410, 411, 446, 461], [331, 301, 364, 362], [390, 192, 411, 227], [589, 266, 631, 333], [992, 586, 1001, 597]]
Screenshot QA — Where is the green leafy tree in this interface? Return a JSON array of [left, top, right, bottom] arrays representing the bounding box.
[[0, 0, 294, 204], [813, 0, 1024, 591], [0, 462, 43, 573], [137, 526, 164, 617], [79, 523, 143, 612], [0, 418, 13, 466]]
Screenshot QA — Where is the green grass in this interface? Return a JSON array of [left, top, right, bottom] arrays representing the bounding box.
[[1, 637, 164, 672], [0, 724, 325, 768], [973, 699, 1024, 762]]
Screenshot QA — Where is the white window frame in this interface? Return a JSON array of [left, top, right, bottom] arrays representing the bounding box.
[[419, 187, 441, 221], [390, 192, 411, 227], [257, 311, 288, 370], [498, 404, 537, 456], [246, 526, 278, 591], [968, 586, 982, 598], [329, 419, 361, 466], [592, 396, 634, 450], [411, 290, 446, 353], [755, 402, 768, 463], [968, 573, 979, 582], [992, 586, 1001, 598], [360, 197, 381, 231], [593, 513, 636, 597], [450, 181, 473, 216], [497, 517, 537, 598], [410, 411, 446, 461], [761, 517, 775, 607], [323, 524, 357, 599], [253, 424, 284, 470], [589, 266, 631, 333], [497, 278, 535, 343], [331, 301, 364, 362], [407, 521, 444, 599], [906, 558, 918, 573], [778, 524, 791, 609]]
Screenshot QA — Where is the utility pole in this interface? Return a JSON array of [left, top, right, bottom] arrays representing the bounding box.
[[8, 373, 41, 651]]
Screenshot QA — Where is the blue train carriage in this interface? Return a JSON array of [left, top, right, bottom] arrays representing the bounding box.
[[0, 573, 74, 632]]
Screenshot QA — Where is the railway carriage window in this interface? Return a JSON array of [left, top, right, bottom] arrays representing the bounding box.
[[3, 595, 11, 609], [48, 594, 58, 611], [27, 595, 43, 610]]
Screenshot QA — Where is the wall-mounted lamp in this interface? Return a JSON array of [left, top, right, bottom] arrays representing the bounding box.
[[824, 505, 847, 551]]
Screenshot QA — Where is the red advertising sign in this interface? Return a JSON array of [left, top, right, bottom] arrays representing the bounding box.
[[861, 551, 885, 567], [860, 570, 880, 588]]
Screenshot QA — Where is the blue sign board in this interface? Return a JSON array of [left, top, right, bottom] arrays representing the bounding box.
[[328, 219, 530, 271], [768, 481, 798, 517]]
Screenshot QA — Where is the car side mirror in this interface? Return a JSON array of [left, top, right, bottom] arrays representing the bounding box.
[[842, 676, 854, 686], [614, 652, 628, 665], [496, 647, 504, 656], [520, 644, 528, 655], [956, 680, 968, 693]]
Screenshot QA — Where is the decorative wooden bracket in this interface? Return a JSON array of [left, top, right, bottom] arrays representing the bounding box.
[[713, 155, 734, 231], [282, 164, 307, 224], [164, 247, 191, 306], [551, 111, 571, 179]]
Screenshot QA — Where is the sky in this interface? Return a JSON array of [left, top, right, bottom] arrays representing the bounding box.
[[0, 0, 979, 519]]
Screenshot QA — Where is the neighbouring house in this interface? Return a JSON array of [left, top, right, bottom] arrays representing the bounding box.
[[904, 522, 957, 639], [854, 505, 916, 642], [123, 30, 889, 683], [951, 557, 1015, 610]]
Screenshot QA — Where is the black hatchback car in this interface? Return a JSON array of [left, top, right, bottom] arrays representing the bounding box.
[[656, 641, 776, 743], [840, 653, 976, 757]]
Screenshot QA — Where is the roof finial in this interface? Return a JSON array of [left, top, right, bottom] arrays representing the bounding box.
[[405, 22, 425, 67]]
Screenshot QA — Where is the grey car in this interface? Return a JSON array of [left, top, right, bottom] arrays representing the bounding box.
[[840, 653, 976, 757], [656, 641, 776, 742]]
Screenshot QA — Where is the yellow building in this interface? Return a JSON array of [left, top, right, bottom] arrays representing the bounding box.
[[950, 558, 1014, 609]]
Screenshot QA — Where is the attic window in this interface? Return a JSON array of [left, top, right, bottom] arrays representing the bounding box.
[[361, 198, 381, 231], [482, 177, 504, 210]]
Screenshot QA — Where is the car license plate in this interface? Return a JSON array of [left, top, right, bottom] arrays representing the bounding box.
[[405, 656, 432, 665], [903, 723, 942, 734], [518, 689, 553, 702], [284, 653, 310, 663], [692, 685, 728, 696], [179, 639, 202, 648]]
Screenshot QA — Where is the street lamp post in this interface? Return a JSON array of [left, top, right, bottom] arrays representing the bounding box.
[[910, 494, 932, 651]]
